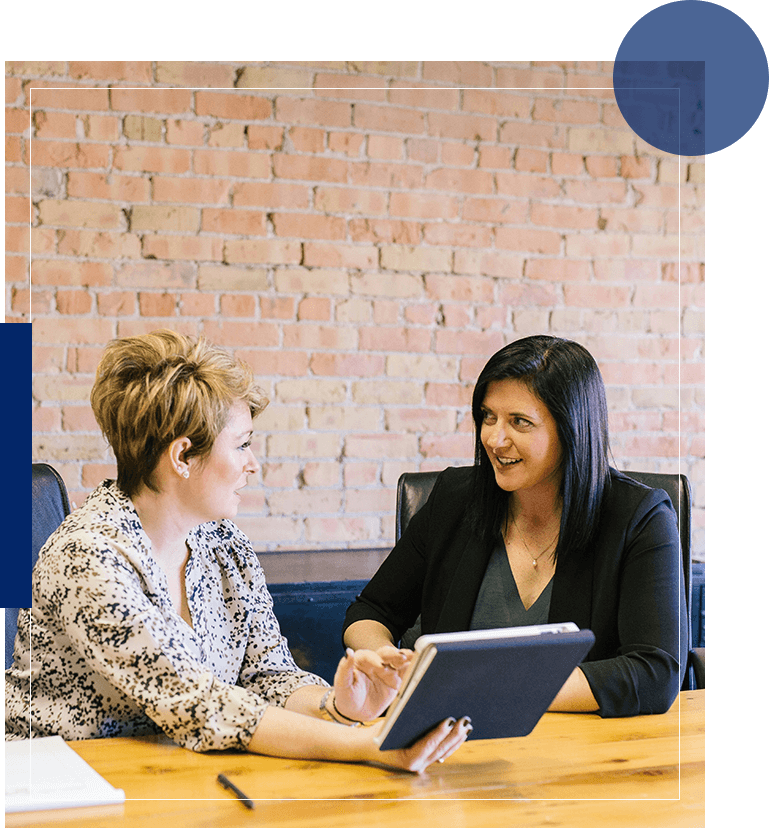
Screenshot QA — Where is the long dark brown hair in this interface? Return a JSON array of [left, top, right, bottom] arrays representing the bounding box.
[[469, 335, 611, 562]]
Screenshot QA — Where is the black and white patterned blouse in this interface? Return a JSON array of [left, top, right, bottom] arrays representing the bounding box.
[[5, 480, 326, 751]]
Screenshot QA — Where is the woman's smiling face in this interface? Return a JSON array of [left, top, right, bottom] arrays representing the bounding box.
[[185, 399, 257, 523], [480, 378, 564, 496]]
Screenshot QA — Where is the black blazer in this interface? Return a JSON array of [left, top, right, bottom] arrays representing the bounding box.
[[343, 466, 688, 717]]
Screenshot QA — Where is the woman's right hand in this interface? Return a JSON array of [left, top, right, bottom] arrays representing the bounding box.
[[364, 715, 473, 774]]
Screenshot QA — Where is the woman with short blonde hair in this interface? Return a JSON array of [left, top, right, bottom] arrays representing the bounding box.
[[7, 330, 470, 771], [90, 329, 268, 497]]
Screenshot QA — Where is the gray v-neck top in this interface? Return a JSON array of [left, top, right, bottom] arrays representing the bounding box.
[[469, 535, 553, 629]]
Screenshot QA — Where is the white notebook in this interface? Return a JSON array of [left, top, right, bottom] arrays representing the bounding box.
[[5, 736, 125, 814]]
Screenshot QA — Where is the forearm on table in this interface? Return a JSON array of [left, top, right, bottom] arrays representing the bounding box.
[[246, 702, 375, 763], [548, 667, 599, 713], [343, 619, 396, 651]]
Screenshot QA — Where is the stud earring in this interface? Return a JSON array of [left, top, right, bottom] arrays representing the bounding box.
[[180, 468, 189, 479]]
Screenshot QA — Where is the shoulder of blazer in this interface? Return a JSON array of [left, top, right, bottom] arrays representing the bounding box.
[[601, 468, 673, 534], [426, 465, 476, 516], [606, 468, 671, 506]]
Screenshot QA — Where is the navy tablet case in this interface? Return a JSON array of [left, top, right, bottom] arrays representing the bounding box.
[[377, 627, 596, 750]]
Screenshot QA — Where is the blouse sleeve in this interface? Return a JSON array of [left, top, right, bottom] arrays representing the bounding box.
[[579, 488, 689, 717]]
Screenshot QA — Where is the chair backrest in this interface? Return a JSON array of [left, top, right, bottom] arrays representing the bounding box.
[[6, 464, 72, 669], [396, 470, 441, 542], [395, 467, 694, 687]]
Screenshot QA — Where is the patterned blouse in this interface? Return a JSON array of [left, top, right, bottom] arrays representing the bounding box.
[[5, 480, 326, 751]]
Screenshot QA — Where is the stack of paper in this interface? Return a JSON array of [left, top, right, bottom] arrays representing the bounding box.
[[5, 736, 125, 814]]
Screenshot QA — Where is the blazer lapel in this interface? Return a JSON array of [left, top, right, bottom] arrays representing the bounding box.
[[435, 527, 494, 632], [549, 545, 594, 632]]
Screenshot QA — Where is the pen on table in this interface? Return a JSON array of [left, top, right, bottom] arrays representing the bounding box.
[[217, 772, 255, 810]]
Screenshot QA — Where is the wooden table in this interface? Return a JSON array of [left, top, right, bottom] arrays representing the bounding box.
[[7, 690, 704, 828]]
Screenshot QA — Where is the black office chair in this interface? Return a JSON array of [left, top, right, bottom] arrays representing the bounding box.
[[6, 464, 72, 669], [395, 468, 704, 689]]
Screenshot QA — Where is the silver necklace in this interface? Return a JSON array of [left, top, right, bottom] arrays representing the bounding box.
[[511, 513, 559, 568]]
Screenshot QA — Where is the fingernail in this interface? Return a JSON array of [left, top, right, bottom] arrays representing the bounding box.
[[447, 717, 457, 726], [460, 716, 472, 727]]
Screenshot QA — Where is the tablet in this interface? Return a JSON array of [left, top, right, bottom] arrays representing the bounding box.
[[375, 622, 596, 750]]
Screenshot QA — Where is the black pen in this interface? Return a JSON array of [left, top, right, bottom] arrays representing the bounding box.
[[217, 772, 255, 810]]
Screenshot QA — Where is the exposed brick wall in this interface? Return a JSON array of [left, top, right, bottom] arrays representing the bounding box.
[[10, 61, 705, 564]]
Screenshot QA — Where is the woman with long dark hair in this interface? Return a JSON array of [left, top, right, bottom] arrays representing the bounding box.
[[344, 335, 687, 717]]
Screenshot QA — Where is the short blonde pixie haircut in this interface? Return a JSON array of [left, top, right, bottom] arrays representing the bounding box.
[[90, 330, 268, 497]]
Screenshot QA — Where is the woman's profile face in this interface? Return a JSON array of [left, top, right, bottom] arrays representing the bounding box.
[[480, 378, 564, 498], [184, 399, 258, 523]]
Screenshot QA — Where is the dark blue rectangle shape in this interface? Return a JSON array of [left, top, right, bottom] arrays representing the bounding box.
[[378, 628, 595, 750], [3, 323, 32, 609]]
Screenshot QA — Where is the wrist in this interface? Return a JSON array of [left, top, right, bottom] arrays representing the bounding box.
[[319, 689, 363, 727]]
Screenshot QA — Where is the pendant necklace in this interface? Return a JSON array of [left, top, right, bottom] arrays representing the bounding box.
[[511, 513, 559, 568]]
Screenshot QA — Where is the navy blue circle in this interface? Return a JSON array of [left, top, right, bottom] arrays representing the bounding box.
[[614, 1, 768, 155]]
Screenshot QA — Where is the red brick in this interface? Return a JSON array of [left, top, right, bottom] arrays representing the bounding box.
[[27, 86, 110, 110], [38, 199, 124, 229], [275, 97, 352, 128], [57, 230, 141, 259], [32, 140, 111, 169], [111, 88, 192, 114], [328, 131, 365, 156], [193, 149, 270, 178], [424, 167, 493, 195], [272, 212, 346, 240], [156, 62, 234, 87], [531, 203, 598, 230], [55, 289, 92, 314], [565, 232, 631, 258], [390, 191, 458, 220], [359, 327, 431, 353], [348, 219, 420, 245], [233, 181, 309, 209], [620, 156, 653, 178], [435, 330, 505, 355], [284, 324, 357, 350], [533, 98, 600, 124], [201, 208, 267, 235], [153, 176, 232, 205], [478, 146, 512, 169], [524, 259, 591, 281], [142, 235, 222, 261], [259, 296, 295, 319], [586, 155, 618, 177], [461, 197, 527, 225], [349, 160, 423, 189], [224, 238, 302, 265], [563, 284, 633, 307], [427, 111, 496, 142], [68, 171, 150, 202], [423, 62, 493, 87], [114, 145, 190, 174], [496, 172, 561, 199], [495, 227, 561, 254], [461, 90, 529, 118], [367, 134, 403, 160], [564, 179, 628, 204], [551, 152, 584, 176], [31, 259, 112, 287], [33, 110, 78, 139], [420, 434, 474, 459], [273, 153, 348, 183], [297, 297, 331, 321], [246, 124, 285, 151], [423, 223, 493, 248], [515, 148, 548, 173], [139, 292, 177, 316], [314, 187, 388, 215], [220, 294, 257, 317], [288, 126, 324, 153], [303, 242, 378, 270], [310, 353, 384, 377], [453, 248, 524, 279], [69, 61, 153, 83], [499, 121, 565, 148], [97, 291, 137, 316], [194, 91, 271, 120], [354, 104, 425, 134], [166, 119, 207, 146]]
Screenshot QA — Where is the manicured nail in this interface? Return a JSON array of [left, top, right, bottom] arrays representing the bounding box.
[[460, 716, 472, 727]]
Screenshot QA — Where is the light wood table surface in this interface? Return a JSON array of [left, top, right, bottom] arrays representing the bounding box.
[[7, 690, 704, 828]]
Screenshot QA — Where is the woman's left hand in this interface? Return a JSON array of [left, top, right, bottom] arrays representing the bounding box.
[[332, 646, 413, 723]]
